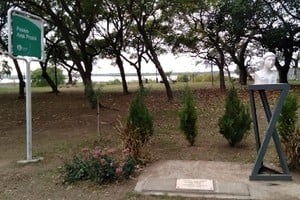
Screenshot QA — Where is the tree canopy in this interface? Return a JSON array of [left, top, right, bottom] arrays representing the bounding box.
[[0, 0, 298, 99]]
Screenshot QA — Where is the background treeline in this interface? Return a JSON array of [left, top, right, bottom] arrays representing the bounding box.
[[0, 0, 299, 103]]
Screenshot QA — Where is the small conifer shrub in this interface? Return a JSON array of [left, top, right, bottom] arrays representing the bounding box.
[[218, 87, 251, 147], [179, 86, 198, 146], [127, 88, 153, 143]]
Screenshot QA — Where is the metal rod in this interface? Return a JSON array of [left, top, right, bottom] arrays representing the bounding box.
[[249, 90, 261, 152]]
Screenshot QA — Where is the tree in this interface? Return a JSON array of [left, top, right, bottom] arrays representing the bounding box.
[[96, 0, 129, 94], [121, 33, 149, 89], [0, 60, 12, 79], [291, 52, 300, 79], [217, 0, 259, 85], [38, 31, 64, 94], [125, 0, 174, 100], [31, 67, 65, 87], [15, 0, 104, 106], [48, 40, 79, 85], [277, 0, 300, 21], [171, 0, 227, 91], [254, 0, 300, 83], [0, 1, 25, 98], [62, 63, 79, 86]]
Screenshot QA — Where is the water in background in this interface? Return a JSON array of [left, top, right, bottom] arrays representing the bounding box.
[[90, 74, 177, 83], [0, 74, 178, 84]]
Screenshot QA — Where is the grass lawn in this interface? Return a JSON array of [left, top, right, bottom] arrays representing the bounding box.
[[0, 81, 299, 199]]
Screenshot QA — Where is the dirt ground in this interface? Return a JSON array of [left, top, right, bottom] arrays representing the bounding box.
[[0, 86, 298, 200]]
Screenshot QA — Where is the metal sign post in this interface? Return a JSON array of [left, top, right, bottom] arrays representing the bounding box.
[[25, 58, 34, 162], [7, 8, 44, 163]]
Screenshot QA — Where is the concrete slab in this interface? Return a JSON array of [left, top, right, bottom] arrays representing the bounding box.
[[142, 177, 176, 193], [142, 178, 249, 197], [134, 160, 300, 200], [215, 181, 249, 196]]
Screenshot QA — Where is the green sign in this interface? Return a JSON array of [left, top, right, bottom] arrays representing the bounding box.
[[10, 12, 43, 59]]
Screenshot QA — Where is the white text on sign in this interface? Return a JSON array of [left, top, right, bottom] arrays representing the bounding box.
[[16, 26, 38, 41]]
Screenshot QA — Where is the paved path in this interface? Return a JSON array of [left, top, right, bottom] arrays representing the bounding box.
[[135, 160, 300, 199]]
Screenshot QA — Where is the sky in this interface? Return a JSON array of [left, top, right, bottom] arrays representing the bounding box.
[[94, 53, 209, 75]]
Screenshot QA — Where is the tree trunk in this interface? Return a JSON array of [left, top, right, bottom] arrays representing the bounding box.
[[239, 66, 248, 85], [81, 72, 97, 108], [277, 66, 289, 83], [136, 67, 144, 89], [275, 51, 292, 83], [135, 21, 173, 100], [40, 63, 59, 93], [146, 45, 173, 100], [219, 67, 226, 92], [225, 67, 232, 83], [216, 47, 226, 92], [152, 57, 173, 100], [116, 55, 129, 94], [42, 70, 59, 93], [82, 72, 93, 92], [234, 40, 250, 85], [67, 70, 73, 84], [13, 59, 25, 99], [293, 58, 299, 79]]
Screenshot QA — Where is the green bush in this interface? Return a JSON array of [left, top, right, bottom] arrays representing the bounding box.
[[127, 88, 153, 143], [0, 60, 12, 79], [277, 94, 300, 169], [283, 128, 300, 170], [31, 67, 65, 87], [63, 147, 136, 184], [193, 74, 212, 82], [278, 94, 298, 142], [106, 79, 121, 85], [177, 74, 189, 82], [179, 86, 198, 146], [191, 73, 230, 83], [177, 73, 230, 83], [218, 87, 251, 147]]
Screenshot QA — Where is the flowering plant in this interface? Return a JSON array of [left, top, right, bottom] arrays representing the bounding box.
[[64, 147, 136, 184]]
